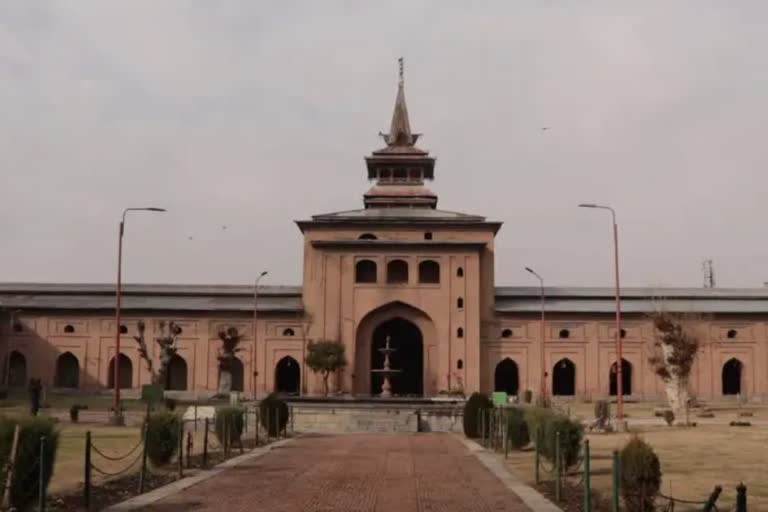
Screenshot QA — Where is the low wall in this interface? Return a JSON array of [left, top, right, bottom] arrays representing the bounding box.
[[291, 404, 464, 433]]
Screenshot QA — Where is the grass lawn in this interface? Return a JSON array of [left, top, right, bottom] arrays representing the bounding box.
[[503, 420, 768, 510]]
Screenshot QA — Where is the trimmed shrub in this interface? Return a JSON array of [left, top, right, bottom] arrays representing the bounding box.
[[462, 392, 493, 438], [620, 436, 661, 512], [146, 411, 181, 466], [663, 410, 675, 426], [259, 393, 289, 436], [215, 407, 245, 445], [505, 407, 530, 449], [0, 416, 60, 511], [522, 389, 533, 404], [524, 406, 556, 439], [541, 415, 584, 470]]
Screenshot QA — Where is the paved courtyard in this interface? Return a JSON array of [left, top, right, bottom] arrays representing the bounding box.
[[144, 433, 531, 511]]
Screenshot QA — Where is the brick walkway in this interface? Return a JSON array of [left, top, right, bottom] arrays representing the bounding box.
[[144, 433, 531, 511]]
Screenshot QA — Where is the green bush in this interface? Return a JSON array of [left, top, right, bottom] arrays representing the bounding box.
[[259, 393, 289, 436], [145, 411, 181, 466], [215, 407, 245, 445], [525, 408, 583, 471], [462, 392, 493, 438], [522, 389, 533, 404], [524, 406, 556, 438], [620, 437, 661, 512], [0, 416, 59, 511], [504, 407, 530, 449]]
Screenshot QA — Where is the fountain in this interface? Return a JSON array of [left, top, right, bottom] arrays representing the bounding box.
[[371, 335, 402, 398]]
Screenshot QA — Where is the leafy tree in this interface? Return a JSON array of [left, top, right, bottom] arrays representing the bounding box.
[[648, 311, 701, 423], [305, 340, 347, 396], [217, 326, 243, 396], [132, 320, 182, 387]]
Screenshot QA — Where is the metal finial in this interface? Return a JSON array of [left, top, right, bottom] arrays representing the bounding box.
[[398, 57, 404, 85]]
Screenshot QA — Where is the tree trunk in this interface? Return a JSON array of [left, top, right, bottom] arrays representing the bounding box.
[[322, 372, 329, 396], [660, 343, 690, 422], [218, 370, 233, 395]]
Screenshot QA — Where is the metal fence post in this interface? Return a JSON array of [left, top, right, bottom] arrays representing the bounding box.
[[555, 431, 561, 502], [534, 427, 540, 485], [177, 422, 184, 479], [611, 450, 619, 512], [39, 435, 46, 512], [265, 407, 271, 442], [274, 409, 279, 440], [583, 439, 591, 512], [255, 407, 260, 446], [480, 410, 486, 446], [703, 486, 723, 512], [290, 405, 295, 434], [736, 482, 747, 512], [138, 422, 149, 494], [186, 431, 193, 468], [84, 430, 92, 511], [202, 419, 209, 468]]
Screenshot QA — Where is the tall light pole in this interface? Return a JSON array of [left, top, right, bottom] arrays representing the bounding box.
[[112, 207, 166, 425], [579, 203, 624, 422], [525, 267, 547, 402], [252, 271, 268, 401]]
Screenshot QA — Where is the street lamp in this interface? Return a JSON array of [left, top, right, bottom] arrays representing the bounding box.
[[252, 271, 268, 401], [578, 203, 625, 424], [525, 267, 547, 402], [112, 207, 166, 425]]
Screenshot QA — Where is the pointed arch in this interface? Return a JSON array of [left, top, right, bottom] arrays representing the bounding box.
[[355, 260, 377, 283], [552, 358, 576, 396], [609, 358, 633, 396], [165, 354, 188, 391], [55, 352, 80, 388], [8, 351, 27, 388], [722, 358, 743, 395], [494, 358, 519, 396], [418, 260, 440, 284], [107, 354, 133, 389], [275, 356, 301, 395]]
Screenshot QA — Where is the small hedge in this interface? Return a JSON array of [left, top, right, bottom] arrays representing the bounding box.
[[462, 392, 493, 439], [620, 436, 661, 512], [215, 407, 245, 445], [0, 416, 60, 511], [145, 411, 181, 466], [524, 407, 583, 471], [259, 393, 289, 436], [505, 407, 530, 449]]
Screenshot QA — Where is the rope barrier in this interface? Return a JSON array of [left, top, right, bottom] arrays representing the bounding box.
[[90, 451, 143, 478], [91, 438, 143, 462]]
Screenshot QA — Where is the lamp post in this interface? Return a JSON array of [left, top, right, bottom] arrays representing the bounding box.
[[252, 271, 268, 401], [578, 203, 624, 424], [525, 267, 547, 402], [112, 207, 166, 425]]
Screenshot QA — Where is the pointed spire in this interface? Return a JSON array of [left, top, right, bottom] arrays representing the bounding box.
[[385, 57, 417, 147]]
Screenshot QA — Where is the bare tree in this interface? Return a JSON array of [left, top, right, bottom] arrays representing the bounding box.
[[647, 310, 702, 423], [217, 326, 242, 395], [132, 320, 181, 387]]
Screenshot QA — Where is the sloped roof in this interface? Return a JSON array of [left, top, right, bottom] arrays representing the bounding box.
[[309, 208, 487, 221]]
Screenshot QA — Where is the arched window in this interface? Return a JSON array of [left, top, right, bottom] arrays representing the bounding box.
[[165, 354, 188, 391], [552, 358, 576, 396], [275, 356, 301, 394], [456, 359, 464, 370], [355, 260, 378, 283], [457, 267, 464, 278], [619, 329, 627, 338], [387, 259, 409, 284], [559, 329, 570, 339], [424, 232, 433, 240], [283, 328, 295, 337], [722, 358, 742, 395], [501, 329, 513, 338], [55, 352, 80, 388], [418, 260, 440, 284], [358, 233, 377, 240], [107, 354, 133, 390], [64, 324, 75, 333], [8, 351, 27, 388], [119, 324, 128, 334], [609, 358, 632, 396], [727, 329, 738, 339], [494, 358, 519, 396], [457, 327, 464, 338], [457, 297, 464, 309]]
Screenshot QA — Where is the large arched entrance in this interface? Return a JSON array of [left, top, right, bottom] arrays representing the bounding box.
[[371, 317, 423, 396], [275, 356, 300, 395], [552, 358, 576, 396], [107, 354, 133, 389], [55, 352, 80, 388], [165, 354, 188, 391], [609, 358, 633, 396], [722, 358, 742, 395], [494, 358, 519, 395], [8, 351, 27, 388]]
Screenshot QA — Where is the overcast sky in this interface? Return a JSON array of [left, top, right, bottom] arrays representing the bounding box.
[[2, 2, 767, 289]]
